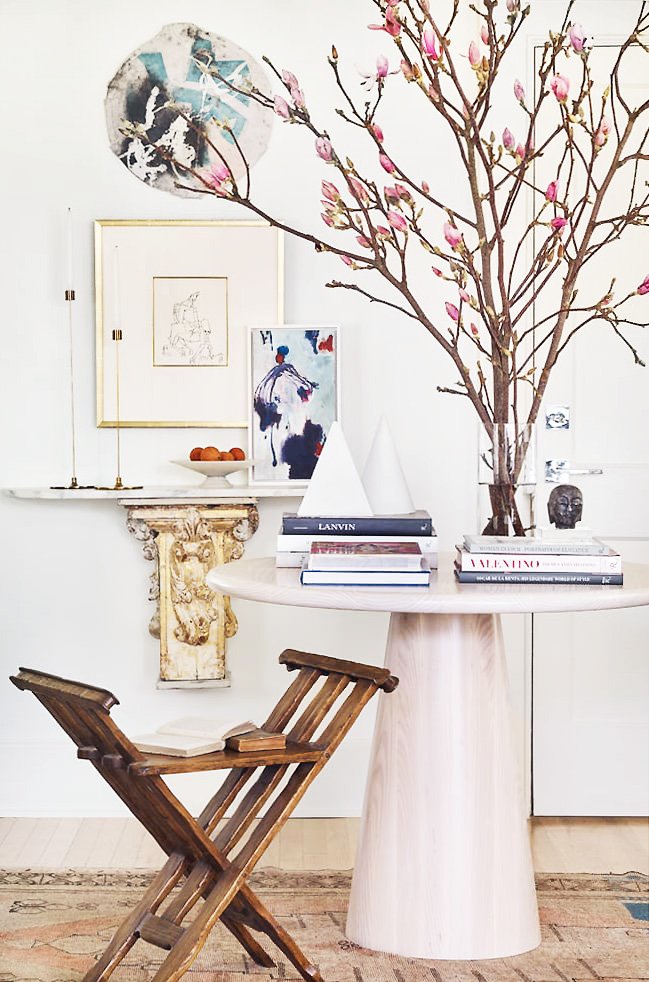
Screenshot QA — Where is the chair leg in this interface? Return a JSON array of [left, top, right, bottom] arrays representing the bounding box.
[[221, 914, 276, 968], [241, 887, 324, 982], [84, 853, 186, 981]]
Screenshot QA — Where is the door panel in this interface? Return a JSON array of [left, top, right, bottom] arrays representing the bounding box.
[[529, 26, 649, 815]]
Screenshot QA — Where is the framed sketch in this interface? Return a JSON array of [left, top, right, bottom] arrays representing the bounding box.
[[248, 325, 340, 485], [95, 220, 283, 427]]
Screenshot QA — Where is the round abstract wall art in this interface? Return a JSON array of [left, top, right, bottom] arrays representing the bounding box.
[[105, 23, 273, 198]]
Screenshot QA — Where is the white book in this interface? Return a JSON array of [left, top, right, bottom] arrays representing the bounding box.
[[278, 532, 438, 551], [277, 550, 439, 569], [133, 717, 256, 757], [456, 545, 622, 574], [463, 534, 609, 556]]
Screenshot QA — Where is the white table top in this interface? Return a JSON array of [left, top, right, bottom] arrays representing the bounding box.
[[206, 556, 649, 615]]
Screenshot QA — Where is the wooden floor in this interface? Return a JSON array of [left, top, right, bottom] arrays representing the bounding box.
[[0, 817, 647, 873]]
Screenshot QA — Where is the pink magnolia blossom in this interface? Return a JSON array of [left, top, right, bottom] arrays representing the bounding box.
[[273, 95, 291, 120], [550, 74, 570, 103], [551, 217, 568, 233], [379, 152, 396, 174], [400, 59, 416, 81], [387, 209, 407, 232], [569, 23, 586, 53], [445, 302, 460, 321], [422, 26, 439, 60], [470, 322, 480, 337], [372, 122, 385, 143], [459, 288, 471, 303], [369, 7, 401, 37], [506, 0, 518, 11], [208, 162, 231, 183], [395, 183, 411, 200], [340, 255, 353, 266], [321, 180, 339, 202], [503, 127, 515, 150], [515, 143, 526, 161], [356, 235, 372, 249], [422, 180, 430, 194], [546, 181, 559, 202], [321, 213, 334, 227], [443, 222, 463, 249], [637, 274, 649, 296], [432, 267, 443, 277], [348, 176, 369, 205], [481, 24, 490, 45], [469, 41, 481, 67], [594, 115, 611, 147], [315, 136, 333, 161], [281, 70, 299, 89], [291, 87, 306, 109], [384, 185, 399, 202], [514, 78, 525, 103], [376, 225, 392, 237], [377, 55, 389, 78]]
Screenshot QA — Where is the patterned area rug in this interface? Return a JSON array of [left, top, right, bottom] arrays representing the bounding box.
[[0, 869, 646, 981]]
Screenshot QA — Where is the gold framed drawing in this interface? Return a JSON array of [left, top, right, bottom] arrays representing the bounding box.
[[95, 220, 284, 427]]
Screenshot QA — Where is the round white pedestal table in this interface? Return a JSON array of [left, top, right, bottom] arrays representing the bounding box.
[[206, 557, 649, 961]]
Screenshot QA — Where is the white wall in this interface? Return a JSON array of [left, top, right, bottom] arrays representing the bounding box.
[[0, 0, 527, 817]]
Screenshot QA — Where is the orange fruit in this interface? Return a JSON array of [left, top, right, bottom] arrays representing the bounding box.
[[189, 447, 203, 461], [220, 451, 235, 461], [230, 447, 246, 460], [201, 446, 221, 461]]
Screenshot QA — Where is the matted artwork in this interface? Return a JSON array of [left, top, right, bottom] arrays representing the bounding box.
[[95, 220, 283, 427], [105, 23, 273, 198], [249, 326, 340, 485], [153, 277, 228, 367]]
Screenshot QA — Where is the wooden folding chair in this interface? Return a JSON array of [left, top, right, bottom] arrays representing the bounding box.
[[10, 649, 398, 981]]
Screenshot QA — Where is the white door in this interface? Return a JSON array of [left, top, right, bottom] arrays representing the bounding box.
[[530, 26, 649, 815]]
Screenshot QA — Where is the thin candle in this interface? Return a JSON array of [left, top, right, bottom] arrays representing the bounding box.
[[67, 207, 73, 291], [113, 245, 121, 328]]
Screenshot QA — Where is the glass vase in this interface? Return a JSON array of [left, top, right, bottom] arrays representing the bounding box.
[[478, 423, 536, 536]]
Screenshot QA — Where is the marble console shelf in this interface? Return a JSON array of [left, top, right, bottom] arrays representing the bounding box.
[[4, 485, 303, 688]]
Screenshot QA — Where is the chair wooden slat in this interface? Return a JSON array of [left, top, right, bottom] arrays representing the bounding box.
[[10, 650, 398, 982], [128, 740, 324, 777]]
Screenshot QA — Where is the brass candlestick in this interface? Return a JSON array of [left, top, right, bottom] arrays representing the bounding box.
[[51, 287, 96, 490], [97, 327, 142, 491]]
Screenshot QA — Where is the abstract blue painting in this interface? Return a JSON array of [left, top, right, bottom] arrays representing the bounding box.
[[105, 23, 273, 198], [250, 327, 339, 484]]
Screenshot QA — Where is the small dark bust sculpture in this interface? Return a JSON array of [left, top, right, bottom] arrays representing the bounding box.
[[548, 484, 583, 530]]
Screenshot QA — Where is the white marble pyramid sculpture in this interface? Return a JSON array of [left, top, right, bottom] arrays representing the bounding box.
[[362, 416, 415, 515], [297, 421, 373, 517]]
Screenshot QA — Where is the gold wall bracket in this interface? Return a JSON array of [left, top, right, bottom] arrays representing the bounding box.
[[126, 502, 259, 687]]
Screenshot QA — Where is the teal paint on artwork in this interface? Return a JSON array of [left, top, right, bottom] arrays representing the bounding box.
[[138, 52, 168, 85]]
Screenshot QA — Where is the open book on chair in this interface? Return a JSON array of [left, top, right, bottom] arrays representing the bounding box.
[[132, 717, 257, 757]]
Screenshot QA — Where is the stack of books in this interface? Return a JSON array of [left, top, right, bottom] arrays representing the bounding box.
[[301, 540, 432, 586], [454, 535, 623, 585], [132, 717, 286, 757], [276, 510, 438, 571]]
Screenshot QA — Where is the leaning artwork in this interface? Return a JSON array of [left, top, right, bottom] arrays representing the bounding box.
[[250, 326, 339, 484]]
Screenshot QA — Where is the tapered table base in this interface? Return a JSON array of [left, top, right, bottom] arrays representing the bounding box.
[[346, 611, 541, 960]]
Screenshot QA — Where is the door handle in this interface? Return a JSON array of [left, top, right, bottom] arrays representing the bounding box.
[[544, 460, 604, 483]]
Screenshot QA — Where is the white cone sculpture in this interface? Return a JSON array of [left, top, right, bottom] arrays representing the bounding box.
[[362, 417, 415, 515], [297, 421, 373, 517]]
